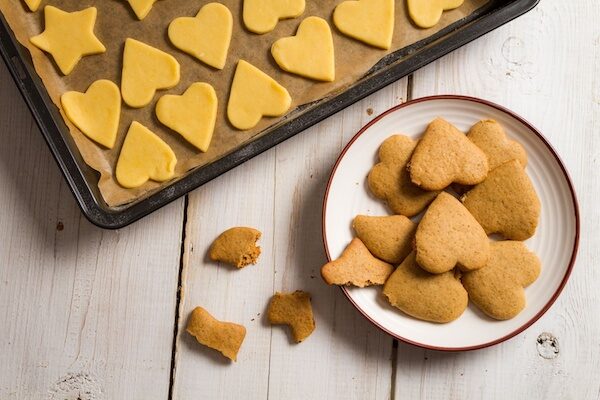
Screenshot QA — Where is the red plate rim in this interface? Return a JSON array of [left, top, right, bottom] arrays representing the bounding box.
[[321, 94, 581, 352]]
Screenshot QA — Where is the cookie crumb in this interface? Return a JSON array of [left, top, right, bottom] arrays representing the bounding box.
[[56, 221, 64, 231], [366, 107, 374, 115]]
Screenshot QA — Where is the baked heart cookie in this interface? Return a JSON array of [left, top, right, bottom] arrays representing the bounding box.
[[243, 0, 305, 34], [271, 16, 335, 82], [415, 192, 489, 274], [462, 241, 541, 320], [352, 215, 416, 264], [227, 60, 291, 130], [156, 82, 217, 152], [407, 0, 464, 29], [462, 159, 540, 240], [115, 121, 177, 188], [383, 252, 468, 323], [321, 238, 393, 287], [467, 119, 527, 170], [409, 118, 488, 190], [121, 38, 180, 108], [126, 0, 159, 20], [333, 0, 394, 50], [61, 79, 121, 149], [168, 3, 233, 70], [368, 135, 439, 217]]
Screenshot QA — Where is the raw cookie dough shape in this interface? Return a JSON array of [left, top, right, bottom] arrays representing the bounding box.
[[408, 0, 464, 29], [268, 291, 315, 343], [333, 0, 394, 50], [168, 3, 233, 70], [467, 119, 528, 170], [352, 215, 416, 264], [186, 306, 246, 361], [227, 60, 291, 130], [243, 0, 305, 34], [23, 0, 41, 12], [121, 38, 180, 108], [61, 80, 121, 149], [115, 121, 177, 188], [126, 0, 160, 20], [156, 83, 218, 152], [30, 6, 106, 75], [271, 16, 335, 82]]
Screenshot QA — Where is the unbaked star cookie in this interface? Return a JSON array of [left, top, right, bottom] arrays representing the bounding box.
[[126, 0, 160, 20]]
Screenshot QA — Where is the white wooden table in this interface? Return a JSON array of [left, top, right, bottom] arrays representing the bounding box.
[[1, 1, 599, 398]]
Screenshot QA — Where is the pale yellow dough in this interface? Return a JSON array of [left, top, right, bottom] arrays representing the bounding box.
[[407, 0, 464, 29], [30, 6, 105, 75], [243, 0, 305, 34], [115, 121, 177, 188], [61, 80, 121, 149], [23, 0, 41, 12], [168, 3, 233, 70], [126, 0, 160, 20], [121, 38, 180, 108], [333, 0, 394, 50], [271, 16, 335, 82], [227, 60, 291, 130], [156, 83, 218, 152]]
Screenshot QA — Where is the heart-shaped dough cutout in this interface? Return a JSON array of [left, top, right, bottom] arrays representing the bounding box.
[[368, 135, 439, 217], [168, 3, 233, 70], [121, 38, 180, 108], [227, 60, 291, 130], [271, 16, 335, 82], [415, 192, 489, 274], [115, 121, 177, 188], [23, 0, 41, 12], [383, 252, 468, 323], [462, 241, 541, 320], [333, 0, 394, 50], [352, 215, 416, 264], [462, 159, 540, 240], [61, 79, 121, 149], [467, 119, 527, 170], [409, 117, 488, 190], [243, 0, 305, 34], [156, 82, 217, 152], [408, 0, 464, 29], [126, 0, 160, 20]]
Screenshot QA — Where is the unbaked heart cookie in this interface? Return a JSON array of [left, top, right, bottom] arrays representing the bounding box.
[[126, 0, 160, 20], [115, 121, 177, 188], [415, 192, 489, 274], [227, 60, 291, 130], [121, 38, 180, 108], [243, 0, 305, 34], [462, 241, 541, 320], [168, 3, 233, 70], [462, 159, 540, 240], [333, 0, 394, 50], [383, 252, 468, 323], [23, 0, 41, 12], [271, 16, 335, 82], [467, 119, 527, 170], [407, 0, 464, 29], [61, 79, 121, 149], [156, 83, 217, 152], [409, 117, 488, 190], [352, 215, 416, 264]]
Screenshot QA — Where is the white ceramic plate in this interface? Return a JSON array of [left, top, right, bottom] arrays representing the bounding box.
[[322, 96, 579, 351]]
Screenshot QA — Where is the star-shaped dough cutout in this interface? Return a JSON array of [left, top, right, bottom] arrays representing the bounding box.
[[30, 6, 106, 75]]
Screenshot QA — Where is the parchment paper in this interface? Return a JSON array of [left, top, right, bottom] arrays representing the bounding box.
[[0, 0, 486, 206]]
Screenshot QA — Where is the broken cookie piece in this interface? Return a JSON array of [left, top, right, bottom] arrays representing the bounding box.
[[186, 306, 246, 361], [268, 290, 315, 343], [209, 227, 261, 268]]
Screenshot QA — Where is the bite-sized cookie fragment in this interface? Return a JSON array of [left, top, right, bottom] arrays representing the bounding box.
[[126, 0, 160, 20], [467, 119, 527, 170], [268, 290, 315, 343], [352, 215, 416, 264], [383, 252, 468, 323], [333, 0, 395, 50], [368, 135, 439, 217], [415, 192, 489, 274], [407, 0, 464, 29], [30, 6, 106, 75], [186, 306, 246, 361], [209, 227, 262, 268], [243, 0, 305, 34], [321, 238, 393, 287], [462, 160, 540, 240], [409, 118, 488, 190], [462, 241, 541, 320]]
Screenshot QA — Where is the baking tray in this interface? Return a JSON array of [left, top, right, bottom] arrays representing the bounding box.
[[0, 0, 539, 229]]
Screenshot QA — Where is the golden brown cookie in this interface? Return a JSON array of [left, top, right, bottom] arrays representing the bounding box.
[[268, 290, 315, 343], [467, 119, 527, 170], [367, 135, 439, 217], [462, 160, 540, 240], [186, 306, 246, 361], [321, 238, 394, 287], [409, 118, 488, 190], [209, 227, 261, 268], [462, 241, 541, 320], [382, 252, 468, 323], [352, 215, 416, 264], [415, 192, 489, 274]]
